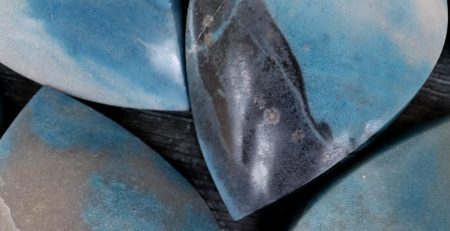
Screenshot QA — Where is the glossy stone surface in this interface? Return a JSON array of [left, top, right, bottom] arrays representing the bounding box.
[[0, 87, 218, 230], [0, 1, 188, 110], [186, 0, 448, 219], [292, 118, 450, 230]]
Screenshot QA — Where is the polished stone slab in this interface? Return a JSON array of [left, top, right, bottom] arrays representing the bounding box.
[[186, 0, 448, 219], [292, 118, 450, 230], [0, 87, 218, 230], [0, 0, 188, 110]]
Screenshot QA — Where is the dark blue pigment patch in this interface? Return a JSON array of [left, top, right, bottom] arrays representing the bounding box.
[[83, 174, 164, 231]]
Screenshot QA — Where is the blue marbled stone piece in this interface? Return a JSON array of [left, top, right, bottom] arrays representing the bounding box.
[[0, 1, 188, 110], [0, 87, 218, 230], [186, 0, 448, 219], [292, 118, 450, 230]]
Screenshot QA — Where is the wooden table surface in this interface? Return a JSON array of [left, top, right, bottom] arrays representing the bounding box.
[[0, 36, 449, 231]]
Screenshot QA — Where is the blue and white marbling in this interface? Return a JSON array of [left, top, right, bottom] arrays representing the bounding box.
[[266, 0, 448, 149], [293, 118, 450, 230], [0, 0, 188, 110], [186, 0, 447, 219], [0, 87, 218, 230]]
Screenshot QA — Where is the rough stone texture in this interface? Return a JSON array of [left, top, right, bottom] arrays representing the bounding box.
[[0, 87, 218, 230]]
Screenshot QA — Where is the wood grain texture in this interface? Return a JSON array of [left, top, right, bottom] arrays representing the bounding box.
[[0, 34, 449, 231]]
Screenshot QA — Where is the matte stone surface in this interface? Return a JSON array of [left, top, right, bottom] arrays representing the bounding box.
[[0, 0, 188, 110], [0, 87, 218, 230], [292, 118, 450, 230], [186, 0, 448, 219]]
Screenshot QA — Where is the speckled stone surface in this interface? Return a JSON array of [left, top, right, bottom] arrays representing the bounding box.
[[186, 0, 448, 219], [0, 87, 218, 230], [292, 118, 450, 230], [0, 0, 188, 110]]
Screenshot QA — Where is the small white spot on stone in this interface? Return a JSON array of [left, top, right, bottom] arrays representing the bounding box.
[[291, 129, 305, 143], [253, 95, 266, 110], [203, 32, 214, 47], [303, 44, 311, 52], [202, 15, 214, 28], [362, 175, 367, 180], [264, 107, 280, 125]]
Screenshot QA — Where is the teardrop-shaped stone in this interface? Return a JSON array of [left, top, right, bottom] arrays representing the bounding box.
[[0, 0, 188, 110], [0, 87, 218, 230], [186, 0, 447, 219]]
